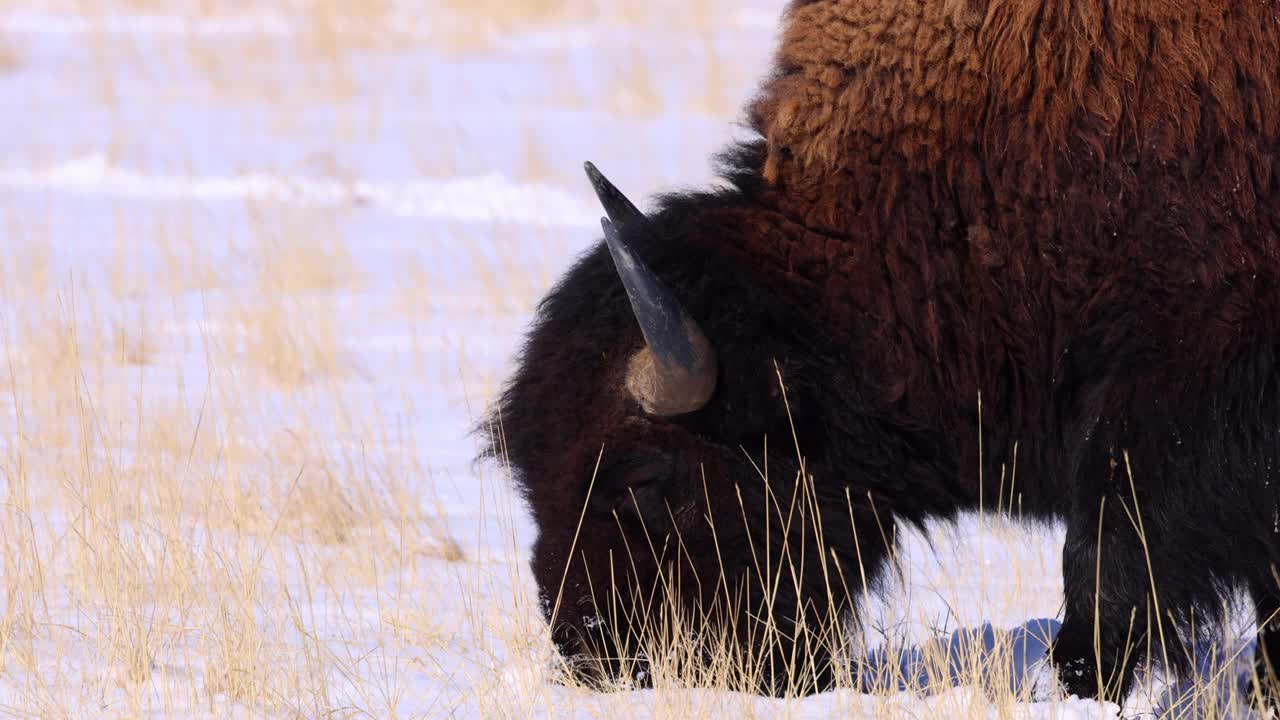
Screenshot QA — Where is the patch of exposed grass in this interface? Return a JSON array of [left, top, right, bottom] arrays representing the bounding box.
[[0, 160, 466, 717]]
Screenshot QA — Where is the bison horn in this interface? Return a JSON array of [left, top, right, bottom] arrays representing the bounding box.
[[586, 163, 717, 415], [586, 162, 717, 415], [584, 161, 647, 230], [599, 217, 718, 415]]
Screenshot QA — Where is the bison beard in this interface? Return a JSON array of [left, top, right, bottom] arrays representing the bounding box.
[[488, 0, 1280, 706]]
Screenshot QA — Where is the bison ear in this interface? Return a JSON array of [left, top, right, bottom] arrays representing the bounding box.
[[584, 162, 718, 416]]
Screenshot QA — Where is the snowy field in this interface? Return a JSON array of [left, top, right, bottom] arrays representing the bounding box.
[[0, 2, 1261, 717]]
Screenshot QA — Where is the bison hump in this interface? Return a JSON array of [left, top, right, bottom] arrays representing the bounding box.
[[753, 0, 1280, 188]]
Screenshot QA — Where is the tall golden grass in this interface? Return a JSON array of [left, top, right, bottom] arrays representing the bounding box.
[[0, 208, 478, 716]]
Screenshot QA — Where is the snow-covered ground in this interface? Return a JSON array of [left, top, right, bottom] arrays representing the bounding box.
[[0, 2, 1260, 718]]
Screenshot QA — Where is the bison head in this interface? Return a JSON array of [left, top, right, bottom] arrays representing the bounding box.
[[487, 163, 881, 695]]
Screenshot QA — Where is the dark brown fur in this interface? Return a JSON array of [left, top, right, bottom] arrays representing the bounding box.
[[490, 0, 1280, 702]]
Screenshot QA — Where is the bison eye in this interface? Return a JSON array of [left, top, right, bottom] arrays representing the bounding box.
[[615, 478, 667, 528], [618, 458, 670, 489], [593, 453, 676, 530]]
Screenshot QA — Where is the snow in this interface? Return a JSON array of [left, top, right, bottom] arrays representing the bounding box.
[[0, 2, 1262, 718], [0, 11, 296, 36], [0, 153, 600, 227]]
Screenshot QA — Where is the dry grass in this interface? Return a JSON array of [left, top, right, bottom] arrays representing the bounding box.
[[0, 199, 470, 718], [1, 260, 1258, 711], [478, 426, 1265, 718]]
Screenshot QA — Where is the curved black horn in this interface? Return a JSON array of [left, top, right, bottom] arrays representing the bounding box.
[[585, 162, 718, 414], [599, 215, 717, 416]]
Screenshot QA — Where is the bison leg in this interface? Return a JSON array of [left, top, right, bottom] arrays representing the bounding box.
[[1049, 488, 1189, 703]]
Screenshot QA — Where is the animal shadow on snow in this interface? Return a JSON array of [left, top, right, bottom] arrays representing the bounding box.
[[857, 619, 1260, 718]]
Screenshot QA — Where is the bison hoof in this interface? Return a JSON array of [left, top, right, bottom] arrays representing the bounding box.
[[1054, 656, 1102, 699], [1047, 648, 1135, 705]]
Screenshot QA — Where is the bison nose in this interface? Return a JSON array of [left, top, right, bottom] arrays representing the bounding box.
[[551, 640, 615, 689], [549, 616, 651, 690], [549, 621, 609, 687]]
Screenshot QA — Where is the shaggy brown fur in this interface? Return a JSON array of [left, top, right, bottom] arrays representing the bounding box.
[[491, 0, 1280, 704], [739, 0, 1280, 511]]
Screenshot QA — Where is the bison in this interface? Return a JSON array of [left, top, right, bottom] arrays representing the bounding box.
[[487, 0, 1280, 704]]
